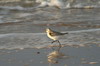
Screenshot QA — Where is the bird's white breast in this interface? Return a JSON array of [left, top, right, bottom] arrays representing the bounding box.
[[47, 33, 59, 40]]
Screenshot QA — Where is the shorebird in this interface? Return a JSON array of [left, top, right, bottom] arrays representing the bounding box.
[[46, 28, 68, 51]]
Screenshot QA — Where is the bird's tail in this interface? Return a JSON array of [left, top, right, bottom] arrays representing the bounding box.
[[64, 32, 68, 34]]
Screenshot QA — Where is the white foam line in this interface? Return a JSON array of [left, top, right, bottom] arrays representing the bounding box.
[[68, 28, 100, 33], [0, 28, 100, 37], [0, 33, 45, 38], [0, 6, 25, 10]]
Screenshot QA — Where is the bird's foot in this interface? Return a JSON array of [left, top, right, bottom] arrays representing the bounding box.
[[51, 41, 56, 43]]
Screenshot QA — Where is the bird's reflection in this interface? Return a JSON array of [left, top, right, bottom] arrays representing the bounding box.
[[47, 49, 70, 64]]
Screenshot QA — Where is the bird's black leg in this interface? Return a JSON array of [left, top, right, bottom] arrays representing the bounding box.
[[51, 40, 56, 44], [51, 40, 62, 51], [57, 40, 62, 51], [51, 40, 56, 50]]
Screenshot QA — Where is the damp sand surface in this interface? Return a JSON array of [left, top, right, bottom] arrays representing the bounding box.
[[0, 45, 100, 66]]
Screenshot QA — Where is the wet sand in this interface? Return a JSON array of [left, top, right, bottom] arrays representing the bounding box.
[[0, 45, 100, 66]]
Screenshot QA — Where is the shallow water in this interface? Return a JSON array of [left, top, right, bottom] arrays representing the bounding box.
[[0, 29, 100, 49], [0, 0, 100, 49]]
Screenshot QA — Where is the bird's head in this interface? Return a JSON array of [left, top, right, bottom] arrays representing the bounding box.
[[46, 28, 51, 33]]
